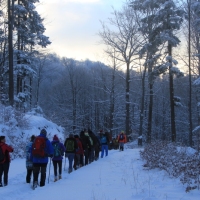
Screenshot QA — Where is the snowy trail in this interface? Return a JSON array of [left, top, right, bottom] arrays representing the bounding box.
[[1, 148, 200, 200]]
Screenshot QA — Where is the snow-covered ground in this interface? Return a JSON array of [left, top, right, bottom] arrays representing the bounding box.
[[1, 148, 200, 200], [0, 113, 200, 199]]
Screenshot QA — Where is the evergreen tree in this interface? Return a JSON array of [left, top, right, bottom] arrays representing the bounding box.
[[13, 0, 51, 109], [131, 0, 184, 142]]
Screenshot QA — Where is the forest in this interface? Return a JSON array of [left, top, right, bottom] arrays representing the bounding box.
[[0, 0, 200, 149]]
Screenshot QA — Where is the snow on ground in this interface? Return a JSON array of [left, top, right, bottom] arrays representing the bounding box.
[[1, 148, 200, 200], [0, 114, 200, 199]]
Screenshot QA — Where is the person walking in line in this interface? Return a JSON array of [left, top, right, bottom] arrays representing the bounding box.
[[0, 136, 14, 187], [51, 135, 66, 182], [84, 129, 93, 164], [73, 135, 84, 170], [100, 132, 110, 158], [80, 130, 91, 165], [26, 135, 35, 183], [88, 129, 100, 161], [64, 134, 78, 173], [117, 131, 127, 151], [31, 129, 53, 189]]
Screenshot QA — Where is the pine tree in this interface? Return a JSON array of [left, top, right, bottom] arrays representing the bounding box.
[[131, 0, 184, 142], [13, 0, 51, 109]]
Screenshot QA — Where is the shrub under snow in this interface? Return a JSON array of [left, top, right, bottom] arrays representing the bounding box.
[[140, 141, 200, 192]]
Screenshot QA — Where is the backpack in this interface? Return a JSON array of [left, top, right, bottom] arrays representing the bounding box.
[[32, 137, 46, 158], [100, 136, 107, 144], [65, 140, 75, 152], [0, 145, 5, 163], [119, 134, 124, 141], [53, 142, 62, 157], [88, 136, 93, 146]]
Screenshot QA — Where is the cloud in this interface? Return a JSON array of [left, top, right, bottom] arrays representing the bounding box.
[[37, 0, 124, 62]]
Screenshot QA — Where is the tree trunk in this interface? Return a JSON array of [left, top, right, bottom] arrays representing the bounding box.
[[139, 62, 147, 137], [147, 81, 153, 143], [168, 43, 176, 142], [188, 0, 193, 146], [109, 55, 116, 136], [125, 62, 130, 138], [8, 0, 14, 106]]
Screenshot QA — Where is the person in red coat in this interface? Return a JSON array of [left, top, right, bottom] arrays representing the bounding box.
[[0, 136, 14, 187], [73, 135, 84, 170], [117, 131, 127, 151]]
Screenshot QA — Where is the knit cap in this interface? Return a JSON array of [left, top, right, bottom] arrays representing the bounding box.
[[53, 135, 59, 141], [40, 129, 47, 135]]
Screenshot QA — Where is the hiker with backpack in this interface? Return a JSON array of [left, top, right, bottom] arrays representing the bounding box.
[[88, 129, 98, 163], [88, 129, 100, 161], [100, 132, 110, 158], [0, 136, 14, 187], [64, 134, 78, 173], [31, 129, 53, 189], [25, 135, 35, 184], [80, 130, 92, 165], [117, 131, 127, 151], [73, 135, 84, 170], [51, 135, 66, 182]]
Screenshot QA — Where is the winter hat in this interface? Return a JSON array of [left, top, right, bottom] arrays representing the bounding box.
[[69, 133, 74, 138], [40, 129, 47, 135], [30, 135, 35, 142], [53, 135, 59, 141], [0, 136, 5, 141]]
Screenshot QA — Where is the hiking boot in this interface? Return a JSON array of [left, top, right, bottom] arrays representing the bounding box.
[[54, 178, 57, 182], [59, 175, 62, 180], [68, 168, 72, 174], [0, 183, 2, 187], [33, 181, 38, 189]]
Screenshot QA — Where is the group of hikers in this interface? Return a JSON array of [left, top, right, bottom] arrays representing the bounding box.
[[0, 128, 127, 189]]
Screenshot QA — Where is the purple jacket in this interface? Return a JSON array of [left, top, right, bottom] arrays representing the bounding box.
[[51, 140, 66, 161]]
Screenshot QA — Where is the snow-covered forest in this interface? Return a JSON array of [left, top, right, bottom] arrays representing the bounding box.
[[1, 0, 200, 194], [1, 0, 199, 143]]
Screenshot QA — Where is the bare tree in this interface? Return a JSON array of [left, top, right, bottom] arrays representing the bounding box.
[[99, 5, 142, 138]]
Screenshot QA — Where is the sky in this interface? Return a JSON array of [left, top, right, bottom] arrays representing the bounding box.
[[36, 0, 125, 63], [0, 113, 200, 199]]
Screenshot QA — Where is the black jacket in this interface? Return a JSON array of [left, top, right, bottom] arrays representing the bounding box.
[[80, 131, 91, 150]]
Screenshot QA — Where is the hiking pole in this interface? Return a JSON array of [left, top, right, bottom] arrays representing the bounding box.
[[48, 158, 52, 184], [64, 156, 66, 171]]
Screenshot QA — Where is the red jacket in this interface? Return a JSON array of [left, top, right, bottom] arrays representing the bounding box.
[[75, 138, 84, 155], [117, 133, 127, 143], [0, 142, 14, 163]]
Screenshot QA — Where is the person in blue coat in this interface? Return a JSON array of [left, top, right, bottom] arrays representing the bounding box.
[[51, 135, 66, 182], [30, 129, 53, 188], [100, 132, 110, 158]]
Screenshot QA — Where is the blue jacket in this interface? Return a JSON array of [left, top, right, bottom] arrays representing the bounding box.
[[51, 140, 66, 161], [31, 133, 53, 164]]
